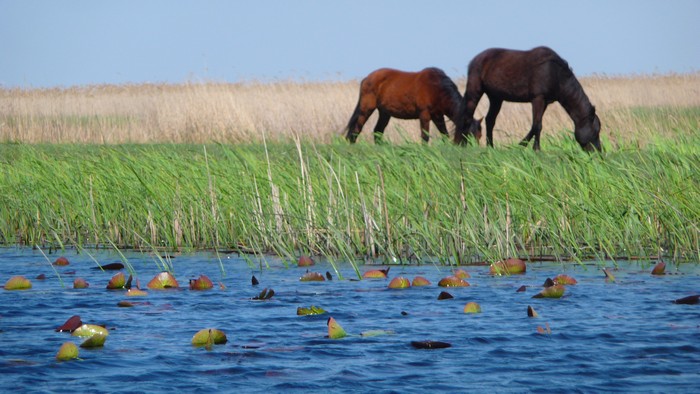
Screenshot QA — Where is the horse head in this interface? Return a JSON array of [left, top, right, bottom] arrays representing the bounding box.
[[455, 117, 483, 145], [574, 108, 601, 152]]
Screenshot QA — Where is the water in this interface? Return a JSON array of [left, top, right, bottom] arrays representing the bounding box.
[[1, 248, 699, 393]]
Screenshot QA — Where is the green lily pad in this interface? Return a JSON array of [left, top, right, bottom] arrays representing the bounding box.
[[489, 258, 526, 275], [327, 317, 347, 339], [297, 305, 326, 316], [4, 276, 32, 290], [56, 342, 79, 361], [73, 278, 89, 289], [463, 302, 482, 313], [191, 328, 228, 347], [438, 276, 469, 287], [532, 284, 566, 299], [147, 272, 179, 289], [388, 276, 411, 289], [360, 329, 395, 337], [80, 333, 107, 348], [72, 324, 109, 338], [189, 274, 214, 290], [411, 276, 431, 286], [106, 272, 126, 290], [299, 272, 325, 282]]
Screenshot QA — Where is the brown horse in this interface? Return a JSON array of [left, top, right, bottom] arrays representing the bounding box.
[[455, 46, 601, 151], [346, 67, 480, 143]]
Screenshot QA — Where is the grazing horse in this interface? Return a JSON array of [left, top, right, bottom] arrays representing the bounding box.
[[455, 46, 601, 151], [345, 67, 480, 143]]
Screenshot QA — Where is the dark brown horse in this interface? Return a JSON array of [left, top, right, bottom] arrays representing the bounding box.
[[346, 67, 481, 143], [455, 46, 601, 151]]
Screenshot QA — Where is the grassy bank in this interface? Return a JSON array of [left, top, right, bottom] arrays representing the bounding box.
[[1, 138, 698, 264]]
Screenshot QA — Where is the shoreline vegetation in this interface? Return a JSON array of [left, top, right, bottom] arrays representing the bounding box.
[[1, 74, 699, 265]]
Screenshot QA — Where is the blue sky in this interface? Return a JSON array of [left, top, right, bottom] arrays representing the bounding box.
[[1, 0, 698, 88]]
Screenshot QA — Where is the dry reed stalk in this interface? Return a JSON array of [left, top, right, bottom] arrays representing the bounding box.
[[1, 74, 698, 146]]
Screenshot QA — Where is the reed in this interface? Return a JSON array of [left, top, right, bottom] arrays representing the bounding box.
[[1, 138, 698, 265]]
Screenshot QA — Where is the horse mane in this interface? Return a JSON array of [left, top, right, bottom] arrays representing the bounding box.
[[425, 67, 462, 113], [548, 54, 594, 121]]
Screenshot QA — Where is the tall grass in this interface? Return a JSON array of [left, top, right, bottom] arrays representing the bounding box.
[[1, 138, 698, 265], [1, 74, 699, 146]]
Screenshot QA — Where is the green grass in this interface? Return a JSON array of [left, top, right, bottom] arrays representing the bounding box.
[[0, 135, 698, 268]]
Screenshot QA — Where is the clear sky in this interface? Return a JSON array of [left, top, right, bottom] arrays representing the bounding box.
[[1, 0, 698, 88]]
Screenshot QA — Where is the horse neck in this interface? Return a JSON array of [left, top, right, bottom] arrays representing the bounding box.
[[558, 75, 593, 127]]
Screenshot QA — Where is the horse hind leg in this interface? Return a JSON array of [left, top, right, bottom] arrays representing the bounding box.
[[346, 93, 377, 143], [419, 111, 432, 142], [373, 111, 391, 144], [520, 97, 547, 150]]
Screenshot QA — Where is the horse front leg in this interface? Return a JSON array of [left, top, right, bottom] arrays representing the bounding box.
[[373, 112, 391, 144], [485, 98, 502, 148], [521, 97, 547, 150]]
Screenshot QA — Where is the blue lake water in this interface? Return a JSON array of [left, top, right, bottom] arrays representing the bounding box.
[[1, 248, 699, 393]]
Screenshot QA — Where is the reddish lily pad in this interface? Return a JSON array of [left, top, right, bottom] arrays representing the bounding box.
[[80, 333, 107, 348], [410, 340, 451, 349], [118, 301, 135, 307], [411, 276, 431, 286], [297, 255, 315, 267], [106, 272, 126, 290], [299, 271, 325, 282], [388, 276, 411, 289], [327, 317, 347, 339], [438, 276, 470, 287], [532, 284, 566, 299], [56, 315, 83, 332], [536, 323, 552, 335], [147, 272, 179, 289], [56, 342, 79, 361], [463, 302, 482, 313], [72, 324, 109, 338], [453, 269, 471, 279], [363, 268, 390, 279], [553, 274, 577, 285], [192, 328, 228, 347], [516, 285, 528, 292], [4, 276, 32, 290], [126, 288, 148, 297], [651, 261, 666, 275], [53, 256, 70, 266], [73, 278, 89, 289], [489, 258, 526, 275], [297, 305, 326, 316], [189, 274, 214, 290], [93, 262, 125, 270]]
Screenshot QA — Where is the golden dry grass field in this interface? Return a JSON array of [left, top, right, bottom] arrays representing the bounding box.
[[1, 73, 698, 146]]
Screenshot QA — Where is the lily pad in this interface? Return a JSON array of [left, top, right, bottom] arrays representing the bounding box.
[[56, 315, 82, 332], [489, 258, 526, 275], [673, 295, 699, 305], [410, 340, 451, 349], [252, 288, 275, 300], [651, 261, 666, 275], [106, 272, 126, 290], [527, 305, 539, 317], [411, 276, 431, 287], [56, 342, 79, 361], [73, 278, 89, 289], [92, 262, 124, 270], [297, 255, 315, 267], [53, 256, 70, 266], [388, 276, 411, 289], [72, 324, 109, 338], [80, 333, 107, 348], [463, 302, 482, 313], [327, 317, 347, 339], [437, 291, 454, 300], [361, 329, 395, 337], [363, 268, 390, 279], [603, 268, 616, 282], [453, 269, 470, 279], [4, 276, 32, 290], [532, 284, 566, 299], [189, 274, 214, 290], [126, 288, 148, 297], [437, 276, 469, 287], [299, 272, 325, 282], [553, 274, 577, 285], [147, 272, 179, 289], [192, 328, 228, 347], [297, 305, 327, 316]]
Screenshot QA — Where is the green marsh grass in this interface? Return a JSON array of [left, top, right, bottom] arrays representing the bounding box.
[[1, 137, 698, 267]]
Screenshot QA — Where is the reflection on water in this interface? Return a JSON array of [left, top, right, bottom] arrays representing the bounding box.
[[0, 248, 698, 393]]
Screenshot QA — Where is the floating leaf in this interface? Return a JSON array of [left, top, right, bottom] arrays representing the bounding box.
[[253, 288, 275, 300], [361, 330, 395, 337], [106, 272, 126, 290], [536, 323, 552, 335], [410, 340, 451, 349], [437, 276, 469, 287], [189, 274, 214, 290], [527, 305, 539, 318], [453, 269, 471, 279], [36, 274, 46, 280], [73, 278, 89, 289], [532, 284, 566, 299], [489, 258, 526, 275], [463, 302, 482, 313], [118, 301, 134, 308], [651, 261, 666, 275], [326, 271, 333, 280], [516, 285, 528, 292], [297, 255, 315, 267], [327, 317, 347, 339], [192, 328, 228, 346], [56, 342, 79, 361], [80, 333, 107, 348], [93, 262, 124, 270], [147, 272, 179, 289], [251, 275, 259, 286], [72, 324, 109, 338], [437, 291, 454, 300], [297, 305, 327, 316], [4, 276, 32, 290], [603, 268, 616, 282], [53, 256, 70, 266], [412, 276, 431, 287], [543, 278, 555, 288], [673, 295, 699, 305], [388, 276, 411, 289], [553, 274, 578, 285], [299, 272, 325, 282], [126, 288, 148, 297], [363, 267, 390, 279], [56, 315, 82, 332]]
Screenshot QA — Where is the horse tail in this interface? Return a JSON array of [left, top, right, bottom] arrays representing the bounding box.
[[344, 96, 362, 142]]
